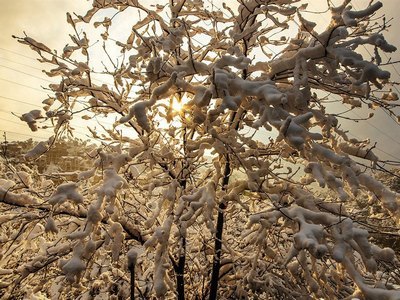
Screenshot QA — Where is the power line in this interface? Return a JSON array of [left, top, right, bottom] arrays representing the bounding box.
[[0, 47, 38, 61], [0, 111, 103, 135], [0, 49, 115, 87], [379, 105, 400, 127], [0, 117, 52, 131], [0, 105, 104, 136], [0, 95, 117, 128], [0, 56, 43, 71], [4, 118, 101, 141], [0, 116, 23, 126], [0, 128, 99, 144], [347, 131, 400, 162], [0, 129, 50, 140], [0, 77, 48, 93], [0, 117, 101, 141], [374, 147, 400, 162], [349, 109, 400, 147], [0, 64, 56, 83], [4, 98, 400, 160], [0, 95, 42, 108]]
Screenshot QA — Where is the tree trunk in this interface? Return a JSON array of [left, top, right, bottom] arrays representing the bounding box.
[[208, 202, 227, 300], [129, 264, 135, 300], [209, 154, 231, 300], [176, 237, 186, 300]]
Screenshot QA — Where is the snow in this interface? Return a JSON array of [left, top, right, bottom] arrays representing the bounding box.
[[48, 182, 83, 205], [3, 0, 400, 298], [20, 110, 42, 132], [342, 2, 383, 27], [61, 242, 86, 283], [127, 247, 138, 269]]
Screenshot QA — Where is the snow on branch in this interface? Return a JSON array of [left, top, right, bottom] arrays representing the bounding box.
[[3, 0, 400, 299]]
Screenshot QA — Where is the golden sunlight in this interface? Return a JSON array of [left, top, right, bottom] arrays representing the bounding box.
[[171, 94, 190, 112], [172, 97, 183, 112]]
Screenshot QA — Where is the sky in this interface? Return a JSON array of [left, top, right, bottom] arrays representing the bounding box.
[[0, 0, 399, 163]]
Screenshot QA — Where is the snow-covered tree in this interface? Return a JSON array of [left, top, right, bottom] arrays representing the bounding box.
[[1, 0, 400, 299]]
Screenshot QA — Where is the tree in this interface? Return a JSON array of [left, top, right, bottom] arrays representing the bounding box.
[[1, 0, 400, 299]]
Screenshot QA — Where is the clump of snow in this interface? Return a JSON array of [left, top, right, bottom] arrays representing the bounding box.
[[110, 221, 124, 262], [48, 182, 83, 205], [0, 187, 38, 206], [127, 248, 138, 269], [98, 168, 127, 199], [20, 110, 42, 132], [60, 242, 86, 283], [120, 72, 178, 131], [44, 216, 58, 233], [342, 2, 383, 27]]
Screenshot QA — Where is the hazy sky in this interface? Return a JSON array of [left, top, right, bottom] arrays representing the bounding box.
[[0, 0, 399, 163]]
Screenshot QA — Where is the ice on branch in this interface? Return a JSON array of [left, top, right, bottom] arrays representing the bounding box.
[[179, 182, 216, 233], [17, 36, 51, 54], [98, 168, 127, 198], [248, 203, 400, 297], [358, 173, 399, 213], [304, 162, 326, 187], [110, 221, 124, 261], [44, 216, 58, 233], [339, 141, 379, 166]]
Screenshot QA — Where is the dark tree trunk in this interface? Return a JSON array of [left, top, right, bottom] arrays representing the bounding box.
[[129, 264, 135, 300]]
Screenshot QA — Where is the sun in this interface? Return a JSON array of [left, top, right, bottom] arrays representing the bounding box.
[[171, 94, 190, 112], [172, 97, 183, 112]]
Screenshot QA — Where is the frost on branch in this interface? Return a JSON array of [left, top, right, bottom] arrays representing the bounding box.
[[4, 0, 400, 299]]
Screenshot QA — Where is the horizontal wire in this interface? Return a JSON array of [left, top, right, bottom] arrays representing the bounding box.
[[0, 47, 39, 61], [0, 95, 42, 108], [349, 110, 400, 147], [0, 56, 43, 71], [0, 77, 48, 93], [0, 64, 56, 83], [0, 129, 50, 140]]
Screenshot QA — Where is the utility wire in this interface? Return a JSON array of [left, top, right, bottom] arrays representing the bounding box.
[[0, 103, 109, 136], [0, 77, 48, 93], [349, 109, 400, 147], [0, 56, 43, 71], [347, 131, 400, 162], [0, 129, 49, 140], [0, 47, 39, 61], [0, 117, 53, 135], [0, 95, 117, 127], [0, 64, 56, 83], [0, 111, 107, 136], [0, 49, 115, 86], [0, 95, 42, 108]]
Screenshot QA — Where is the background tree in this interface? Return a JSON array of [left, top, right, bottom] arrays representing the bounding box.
[[1, 0, 400, 299]]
